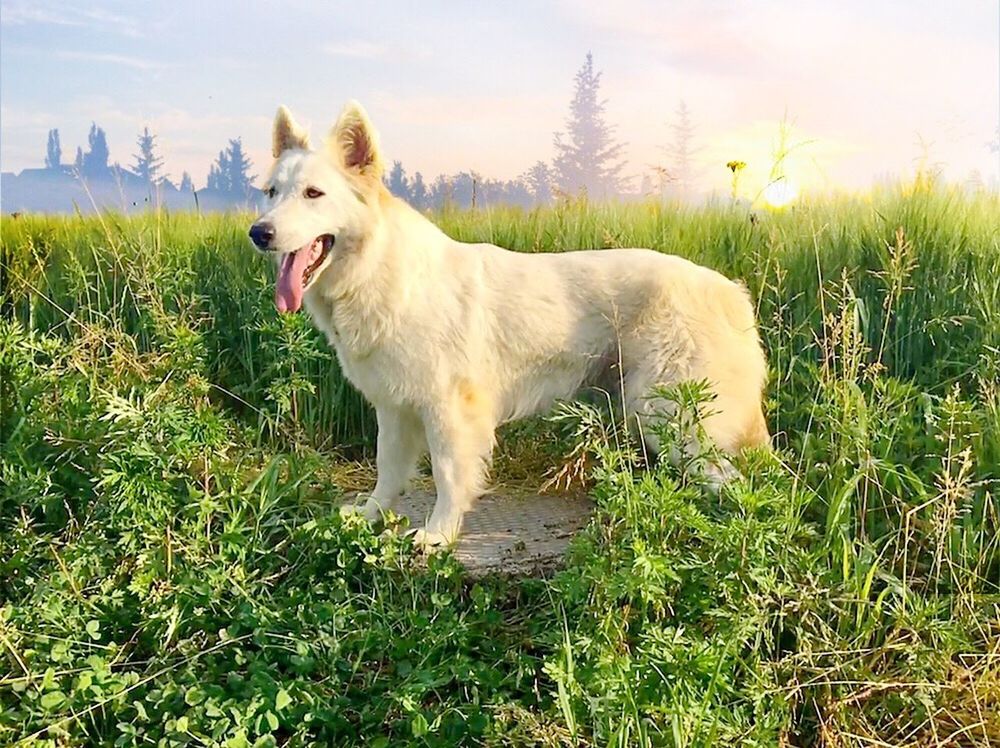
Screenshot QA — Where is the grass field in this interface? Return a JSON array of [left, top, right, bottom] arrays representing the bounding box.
[[2, 187, 999, 746]]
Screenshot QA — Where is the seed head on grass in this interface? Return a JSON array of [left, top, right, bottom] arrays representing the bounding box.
[[2, 187, 998, 745]]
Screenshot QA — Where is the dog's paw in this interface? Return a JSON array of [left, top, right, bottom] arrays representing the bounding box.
[[409, 527, 453, 551], [700, 458, 742, 494], [339, 501, 382, 522]]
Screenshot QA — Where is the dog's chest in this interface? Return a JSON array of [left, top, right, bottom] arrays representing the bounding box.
[[334, 339, 420, 408], [303, 294, 413, 404]]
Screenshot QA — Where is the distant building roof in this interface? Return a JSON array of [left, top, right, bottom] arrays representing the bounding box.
[[17, 167, 74, 180]]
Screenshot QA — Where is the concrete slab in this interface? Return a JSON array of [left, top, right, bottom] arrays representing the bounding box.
[[394, 489, 594, 577]]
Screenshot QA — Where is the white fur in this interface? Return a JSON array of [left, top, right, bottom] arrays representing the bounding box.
[[253, 102, 770, 548]]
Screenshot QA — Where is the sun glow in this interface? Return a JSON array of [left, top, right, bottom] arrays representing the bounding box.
[[762, 178, 798, 208]]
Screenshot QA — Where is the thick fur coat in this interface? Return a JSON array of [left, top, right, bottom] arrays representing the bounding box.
[[249, 102, 769, 547]]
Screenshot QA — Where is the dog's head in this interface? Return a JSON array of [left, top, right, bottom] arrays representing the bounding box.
[[249, 101, 384, 313]]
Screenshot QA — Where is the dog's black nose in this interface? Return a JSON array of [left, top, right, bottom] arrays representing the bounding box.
[[249, 222, 276, 250]]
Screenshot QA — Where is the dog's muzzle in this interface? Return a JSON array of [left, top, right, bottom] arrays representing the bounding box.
[[249, 222, 276, 250]]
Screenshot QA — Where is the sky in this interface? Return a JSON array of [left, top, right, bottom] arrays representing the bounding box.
[[2, 0, 999, 196]]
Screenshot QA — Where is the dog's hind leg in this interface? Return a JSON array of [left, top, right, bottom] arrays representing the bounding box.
[[413, 382, 496, 549], [341, 405, 426, 521]]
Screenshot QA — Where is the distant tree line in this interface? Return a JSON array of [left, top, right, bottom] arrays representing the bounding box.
[[382, 53, 629, 208], [383, 161, 554, 210], [38, 123, 256, 196], [29, 52, 707, 209], [206, 139, 256, 194], [383, 52, 699, 208]]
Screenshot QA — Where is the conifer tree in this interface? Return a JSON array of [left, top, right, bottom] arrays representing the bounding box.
[[82, 123, 110, 177], [552, 53, 627, 198], [132, 127, 165, 183], [45, 129, 62, 170]]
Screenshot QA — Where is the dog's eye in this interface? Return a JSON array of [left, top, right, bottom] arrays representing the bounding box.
[[266, 186, 277, 199], [304, 187, 325, 199]]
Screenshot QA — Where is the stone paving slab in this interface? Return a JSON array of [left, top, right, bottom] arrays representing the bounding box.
[[395, 489, 594, 577]]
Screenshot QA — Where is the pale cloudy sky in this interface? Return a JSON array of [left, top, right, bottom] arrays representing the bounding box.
[[2, 0, 998, 195]]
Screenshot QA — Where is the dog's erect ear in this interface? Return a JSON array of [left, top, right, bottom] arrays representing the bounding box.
[[272, 106, 310, 157], [329, 100, 383, 180]]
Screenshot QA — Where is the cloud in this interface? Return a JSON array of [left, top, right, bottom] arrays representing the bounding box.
[[74, 7, 144, 37], [2, 2, 143, 37], [2, 5, 85, 28], [0, 105, 59, 131], [324, 40, 387, 60], [323, 39, 433, 62], [3, 1, 996, 189], [54, 50, 167, 71]]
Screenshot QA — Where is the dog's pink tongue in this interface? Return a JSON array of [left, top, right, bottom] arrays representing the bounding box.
[[275, 249, 313, 313]]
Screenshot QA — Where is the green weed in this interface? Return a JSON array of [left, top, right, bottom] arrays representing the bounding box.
[[1, 186, 998, 745]]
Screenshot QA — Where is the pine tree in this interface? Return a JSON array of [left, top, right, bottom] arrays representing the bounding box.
[[224, 138, 255, 194], [73, 147, 84, 173], [664, 101, 699, 197], [82, 123, 110, 177], [387, 161, 410, 200], [132, 127, 165, 183], [552, 53, 627, 199], [207, 149, 230, 191], [180, 171, 194, 192], [522, 161, 553, 205], [411, 172, 427, 209], [206, 139, 255, 194], [45, 129, 62, 170]]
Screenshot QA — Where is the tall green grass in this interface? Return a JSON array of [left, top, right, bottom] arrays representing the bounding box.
[[5, 188, 998, 449], [1, 186, 998, 745]]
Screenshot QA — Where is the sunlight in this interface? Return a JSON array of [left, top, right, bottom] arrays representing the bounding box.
[[763, 177, 798, 208]]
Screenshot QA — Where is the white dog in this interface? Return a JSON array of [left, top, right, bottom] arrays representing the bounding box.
[[249, 101, 769, 548]]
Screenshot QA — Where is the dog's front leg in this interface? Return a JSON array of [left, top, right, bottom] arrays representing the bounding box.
[[341, 405, 425, 521], [413, 401, 494, 549]]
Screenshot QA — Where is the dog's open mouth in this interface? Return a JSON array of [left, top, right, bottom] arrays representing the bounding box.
[[275, 234, 335, 313]]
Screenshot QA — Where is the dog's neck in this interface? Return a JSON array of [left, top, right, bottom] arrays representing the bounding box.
[[304, 189, 444, 357]]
